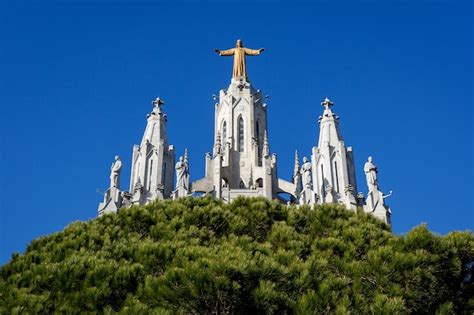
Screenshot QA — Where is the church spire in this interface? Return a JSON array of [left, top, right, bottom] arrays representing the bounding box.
[[129, 96, 176, 204], [318, 97, 343, 147], [311, 97, 358, 209]]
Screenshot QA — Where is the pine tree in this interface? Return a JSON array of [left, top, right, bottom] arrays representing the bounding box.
[[1, 197, 472, 314]]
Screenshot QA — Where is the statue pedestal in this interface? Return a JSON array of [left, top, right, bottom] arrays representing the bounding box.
[[172, 187, 190, 199], [299, 187, 316, 205], [98, 187, 122, 216], [364, 189, 391, 226]]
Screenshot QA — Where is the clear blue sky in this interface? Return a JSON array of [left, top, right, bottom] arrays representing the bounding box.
[[1, 0, 472, 264]]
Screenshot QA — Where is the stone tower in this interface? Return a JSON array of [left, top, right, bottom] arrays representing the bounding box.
[[128, 97, 175, 205], [310, 98, 358, 209], [192, 77, 277, 201], [97, 97, 176, 215]]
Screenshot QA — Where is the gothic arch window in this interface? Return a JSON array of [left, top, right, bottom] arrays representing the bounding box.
[[222, 178, 229, 188], [148, 160, 154, 190], [256, 120, 262, 165], [256, 178, 263, 188], [222, 121, 227, 143], [222, 120, 227, 153], [255, 120, 260, 141], [238, 116, 244, 152], [136, 162, 141, 185]]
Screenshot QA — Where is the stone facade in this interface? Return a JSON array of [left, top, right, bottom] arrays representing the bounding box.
[[98, 98, 175, 214], [97, 55, 392, 226], [192, 77, 276, 202], [311, 98, 358, 209], [128, 98, 175, 205]]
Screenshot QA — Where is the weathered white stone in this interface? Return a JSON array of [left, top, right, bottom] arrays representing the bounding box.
[[128, 98, 175, 205], [292, 150, 302, 198], [173, 149, 190, 198], [96, 65, 394, 226], [310, 98, 358, 210], [98, 156, 123, 216], [109, 156, 122, 189], [191, 77, 278, 202], [362, 156, 392, 225]]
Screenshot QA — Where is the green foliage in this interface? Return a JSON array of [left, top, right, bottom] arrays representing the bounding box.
[[1, 197, 473, 314]]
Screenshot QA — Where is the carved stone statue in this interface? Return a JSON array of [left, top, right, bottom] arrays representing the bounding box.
[[175, 154, 190, 195], [364, 156, 378, 191], [300, 157, 312, 189], [214, 39, 264, 80], [109, 156, 122, 189]]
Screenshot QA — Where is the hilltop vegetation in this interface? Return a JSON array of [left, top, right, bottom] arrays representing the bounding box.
[[1, 197, 473, 314]]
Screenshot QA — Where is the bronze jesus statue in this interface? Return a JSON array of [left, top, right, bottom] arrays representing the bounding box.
[[214, 39, 264, 80]]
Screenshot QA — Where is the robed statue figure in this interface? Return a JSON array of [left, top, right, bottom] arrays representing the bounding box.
[[300, 157, 312, 189], [175, 156, 189, 192], [215, 39, 264, 80], [364, 156, 378, 192], [110, 156, 122, 189]]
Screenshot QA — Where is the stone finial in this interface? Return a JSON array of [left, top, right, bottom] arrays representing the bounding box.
[[324, 185, 334, 203], [293, 150, 300, 177], [321, 97, 334, 109], [293, 150, 302, 195], [184, 148, 189, 165], [213, 134, 222, 157], [134, 179, 143, 195], [262, 130, 270, 157], [151, 97, 165, 115], [152, 97, 165, 107]]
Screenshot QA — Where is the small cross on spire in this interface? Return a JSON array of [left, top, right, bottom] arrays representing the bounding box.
[[152, 97, 165, 108], [321, 97, 334, 110]]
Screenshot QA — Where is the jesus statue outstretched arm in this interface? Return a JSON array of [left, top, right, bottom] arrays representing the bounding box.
[[217, 48, 235, 56], [244, 48, 264, 56]]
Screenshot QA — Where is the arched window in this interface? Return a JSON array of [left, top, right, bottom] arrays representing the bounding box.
[[256, 120, 262, 165], [238, 117, 244, 152], [255, 120, 260, 141], [222, 121, 227, 147], [148, 160, 154, 190]]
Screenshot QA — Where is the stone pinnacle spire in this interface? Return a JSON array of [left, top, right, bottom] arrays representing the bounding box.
[[312, 97, 358, 209], [213, 133, 222, 157], [293, 150, 302, 196], [184, 148, 189, 164], [293, 150, 300, 177], [263, 130, 270, 158], [321, 97, 333, 110], [318, 97, 343, 147], [151, 97, 165, 115]]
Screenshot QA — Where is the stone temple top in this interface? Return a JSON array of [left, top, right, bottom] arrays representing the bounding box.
[[97, 39, 393, 227]]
